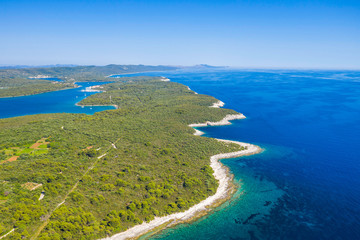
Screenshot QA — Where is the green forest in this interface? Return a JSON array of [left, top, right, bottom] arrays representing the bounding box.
[[0, 78, 76, 98], [0, 65, 178, 97], [0, 64, 177, 81], [0, 77, 245, 239]]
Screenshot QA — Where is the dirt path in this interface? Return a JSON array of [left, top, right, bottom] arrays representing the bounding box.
[[31, 139, 118, 240], [0, 229, 14, 239]]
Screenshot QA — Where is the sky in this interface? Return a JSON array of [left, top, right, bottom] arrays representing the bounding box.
[[1, 0, 359, 69]]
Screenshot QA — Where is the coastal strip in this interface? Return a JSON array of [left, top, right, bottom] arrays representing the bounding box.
[[75, 103, 119, 109], [189, 113, 246, 127], [187, 86, 198, 94], [210, 100, 225, 108], [0, 83, 78, 99], [102, 112, 261, 240]]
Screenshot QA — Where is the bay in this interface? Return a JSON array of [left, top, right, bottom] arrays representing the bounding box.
[[0, 82, 115, 119]]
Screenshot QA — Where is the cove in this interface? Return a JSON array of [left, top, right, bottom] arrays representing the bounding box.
[[0, 82, 116, 119]]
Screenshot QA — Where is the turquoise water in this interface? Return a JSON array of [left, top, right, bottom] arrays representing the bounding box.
[[0, 82, 115, 119], [113, 70, 360, 239]]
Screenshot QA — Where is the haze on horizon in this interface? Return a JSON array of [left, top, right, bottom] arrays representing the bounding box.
[[1, 0, 359, 70]]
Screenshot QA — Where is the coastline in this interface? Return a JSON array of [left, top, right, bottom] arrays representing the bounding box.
[[0, 85, 78, 99], [187, 86, 198, 94], [189, 114, 246, 127], [75, 103, 119, 109], [75, 84, 118, 109], [101, 110, 262, 240], [210, 100, 225, 108], [106, 70, 167, 78]]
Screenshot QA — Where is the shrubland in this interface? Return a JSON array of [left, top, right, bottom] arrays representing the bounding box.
[[0, 77, 244, 239]]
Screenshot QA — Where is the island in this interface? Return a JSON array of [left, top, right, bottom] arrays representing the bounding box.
[[0, 65, 178, 98], [0, 75, 260, 240], [0, 78, 77, 98]]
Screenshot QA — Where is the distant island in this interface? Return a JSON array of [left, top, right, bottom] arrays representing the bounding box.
[[0, 65, 178, 98], [0, 64, 227, 98]]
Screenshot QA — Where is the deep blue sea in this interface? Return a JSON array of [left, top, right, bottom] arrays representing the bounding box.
[[0, 82, 115, 119], [114, 69, 360, 240], [1, 70, 360, 239]]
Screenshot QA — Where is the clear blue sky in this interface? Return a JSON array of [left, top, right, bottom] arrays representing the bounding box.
[[1, 0, 359, 69]]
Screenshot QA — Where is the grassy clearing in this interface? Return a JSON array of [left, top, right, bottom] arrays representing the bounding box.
[[0, 138, 50, 166], [32, 149, 49, 155], [16, 148, 33, 155], [38, 144, 48, 149], [21, 182, 43, 191]]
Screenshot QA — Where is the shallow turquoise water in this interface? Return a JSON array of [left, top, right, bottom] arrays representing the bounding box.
[[114, 69, 360, 239]]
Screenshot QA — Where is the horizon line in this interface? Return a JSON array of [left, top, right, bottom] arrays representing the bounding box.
[[0, 63, 359, 71]]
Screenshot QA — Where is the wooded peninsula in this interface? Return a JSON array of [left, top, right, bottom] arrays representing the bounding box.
[[0, 71, 247, 240], [0, 65, 177, 97]]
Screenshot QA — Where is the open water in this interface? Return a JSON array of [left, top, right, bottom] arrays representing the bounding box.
[[114, 69, 360, 240]]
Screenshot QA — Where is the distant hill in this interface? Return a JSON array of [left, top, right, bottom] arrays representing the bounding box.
[[0, 64, 78, 69], [0, 64, 180, 97], [189, 64, 227, 69], [0, 64, 179, 81]]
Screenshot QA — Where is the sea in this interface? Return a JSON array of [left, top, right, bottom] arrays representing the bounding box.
[[1, 69, 360, 239]]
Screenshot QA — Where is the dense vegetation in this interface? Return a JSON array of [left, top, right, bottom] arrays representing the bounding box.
[[0, 65, 177, 81], [0, 77, 244, 239], [0, 78, 76, 98], [0, 65, 178, 97]]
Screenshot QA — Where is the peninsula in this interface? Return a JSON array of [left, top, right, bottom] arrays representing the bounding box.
[[0, 75, 261, 240], [0, 65, 177, 97]]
